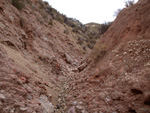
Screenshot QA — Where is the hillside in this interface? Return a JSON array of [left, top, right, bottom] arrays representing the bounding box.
[[0, 0, 85, 112], [66, 0, 150, 112], [0, 0, 150, 113]]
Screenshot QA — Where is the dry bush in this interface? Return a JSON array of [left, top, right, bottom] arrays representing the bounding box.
[[77, 37, 84, 45], [114, 8, 122, 17], [85, 38, 89, 43], [125, 0, 135, 7], [87, 43, 93, 49], [91, 44, 107, 61], [38, 0, 46, 9], [12, 0, 24, 11], [64, 29, 69, 34], [49, 19, 53, 25], [82, 46, 86, 51], [114, 0, 135, 17], [90, 39, 96, 45], [100, 22, 112, 34]]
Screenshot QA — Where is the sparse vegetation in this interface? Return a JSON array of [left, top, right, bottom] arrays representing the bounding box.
[[91, 44, 107, 61], [49, 19, 53, 25], [64, 29, 69, 34], [32, 0, 111, 51], [114, 9, 122, 17], [12, 0, 24, 11], [87, 43, 93, 49], [100, 22, 112, 34], [77, 37, 84, 45], [83, 22, 112, 50], [38, 0, 45, 9], [114, 0, 135, 17], [125, 0, 135, 7]]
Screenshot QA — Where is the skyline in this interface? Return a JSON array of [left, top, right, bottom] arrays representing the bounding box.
[[43, 0, 138, 24]]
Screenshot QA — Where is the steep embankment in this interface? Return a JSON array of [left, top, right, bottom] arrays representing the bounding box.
[[0, 0, 84, 112], [66, 0, 150, 113], [0, 0, 150, 113]]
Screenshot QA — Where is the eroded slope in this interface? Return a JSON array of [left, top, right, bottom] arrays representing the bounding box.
[[66, 1, 150, 113], [0, 0, 84, 112]]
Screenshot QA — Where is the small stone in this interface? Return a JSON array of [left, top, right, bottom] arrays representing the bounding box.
[[0, 94, 6, 99], [76, 105, 84, 110], [68, 106, 76, 113], [64, 53, 73, 64], [123, 52, 127, 55], [32, 111, 36, 113], [20, 107, 28, 111], [0, 90, 5, 93], [48, 94, 52, 98], [79, 101, 83, 105], [27, 94, 32, 100], [10, 108, 15, 113], [20, 77, 27, 84], [39, 95, 54, 113], [72, 101, 78, 105], [48, 94, 52, 102], [105, 96, 111, 102], [81, 109, 87, 113]]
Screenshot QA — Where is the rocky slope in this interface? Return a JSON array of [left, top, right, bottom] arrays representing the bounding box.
[[65, 0, 150, 113], [0, 0, 85, 112], [0, 0, 150, 113]]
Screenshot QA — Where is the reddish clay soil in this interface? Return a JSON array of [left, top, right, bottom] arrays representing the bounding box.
[[0, 0, 150, 113], [66, 0, 150, 113]]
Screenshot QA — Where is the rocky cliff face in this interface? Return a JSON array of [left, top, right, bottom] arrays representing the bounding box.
[[0, 0, 150, 113]]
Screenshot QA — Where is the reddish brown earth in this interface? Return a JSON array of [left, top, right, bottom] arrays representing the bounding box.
[[0, 0, 84, 112], [66, 0, 150, 113], [0, 0, 150, 113]]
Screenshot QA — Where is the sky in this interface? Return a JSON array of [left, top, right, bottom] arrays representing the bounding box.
[[43, 0, 138, 24]]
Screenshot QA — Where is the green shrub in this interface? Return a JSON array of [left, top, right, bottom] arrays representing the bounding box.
[[49, 20, 53, 25], [12, 0, 24, 11]]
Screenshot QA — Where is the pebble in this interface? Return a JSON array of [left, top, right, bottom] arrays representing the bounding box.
[[123, 52, 127, 55], [27, 94, 32, 100], [0, 94, 6, 99], [72, 101, 78, 105], [20, 107, 28, 111], [76, 105, 84, 110], [10, 108, 15, 113], [79, 101, 83, 105]]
